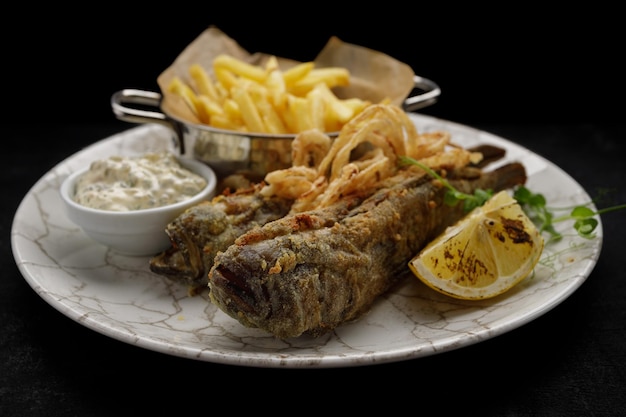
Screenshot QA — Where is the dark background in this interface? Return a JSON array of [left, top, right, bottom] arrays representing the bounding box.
[[6, 7, 624, 127], [3, 7, 625, 417]]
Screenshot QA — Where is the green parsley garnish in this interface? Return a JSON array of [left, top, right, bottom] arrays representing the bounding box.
[[513, 185, 626, 243], [399, 155, 625, 244], [399, 156, 494, 212]]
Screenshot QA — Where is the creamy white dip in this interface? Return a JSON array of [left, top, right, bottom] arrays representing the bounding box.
[[73, 152, 208, 211]]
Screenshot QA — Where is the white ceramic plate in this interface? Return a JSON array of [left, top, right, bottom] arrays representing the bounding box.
[[11, 115, 602, 368]]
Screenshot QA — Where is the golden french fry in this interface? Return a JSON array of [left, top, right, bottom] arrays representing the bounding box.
[[257, 99, 289, 134], [213, 54, 268, 82], [263, 113, 289, 134], [306, 82, 356, 132], [231, 85, 266, 133], [168, 76, 201, 117], [288, 67, 350, 96], [214, 68, 240, 91], [215, 81, 230, 101], [266, 72, 287, 111], [264, 55, 280, 72], [264, 58, 288, 111], [192, 97, 211, 124], [341, 98, 372, 116], [308, 67, 351, 86], [222, 98, 243, 123], [306, 87, 326, 131], [189, 64, 219, 102], [279, 94, 298, 133], [284, 95, 313, 133], [282, 62, 315, 87], [195, 95, 225, 123], [210, 113, 245, 131], [247, 85, 288, 134]]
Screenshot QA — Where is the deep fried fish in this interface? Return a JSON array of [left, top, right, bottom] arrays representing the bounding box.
[[208, 162, 527, 338], [149, 183, 293, 290]]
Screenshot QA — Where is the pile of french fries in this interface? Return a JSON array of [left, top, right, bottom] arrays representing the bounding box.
[[167, 54, 386, 134]]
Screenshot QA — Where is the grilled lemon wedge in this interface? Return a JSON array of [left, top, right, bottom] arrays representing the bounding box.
[[409, 190, 544, 300]]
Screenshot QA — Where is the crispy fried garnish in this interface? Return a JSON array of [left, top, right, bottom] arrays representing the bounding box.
[[261, 104, 475, 213]]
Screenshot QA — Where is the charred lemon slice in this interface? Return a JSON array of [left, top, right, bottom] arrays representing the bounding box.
[[409, 190, 544, 300]]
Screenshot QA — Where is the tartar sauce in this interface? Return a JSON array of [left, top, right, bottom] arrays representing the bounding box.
[[73, 152, 208, 211]]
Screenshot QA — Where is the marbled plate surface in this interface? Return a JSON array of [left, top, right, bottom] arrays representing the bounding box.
[[11, 114, 601, 368]]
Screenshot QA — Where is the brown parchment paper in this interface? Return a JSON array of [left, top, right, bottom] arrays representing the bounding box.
[[157, 26, 416, 126]]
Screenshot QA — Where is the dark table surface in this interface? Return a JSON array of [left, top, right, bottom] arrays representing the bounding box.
[[4, 8, 626, 416]]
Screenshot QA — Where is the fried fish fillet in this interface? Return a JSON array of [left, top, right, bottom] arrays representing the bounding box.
[[149, 183, 293, 290], [207, 162, 527, 338], [149, 144, 500, 291]]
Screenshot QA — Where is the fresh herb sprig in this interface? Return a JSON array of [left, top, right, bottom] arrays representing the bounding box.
[[399, 156, 625, 244], [400, 156, 494, 211], [513, 185, 626, 243]]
